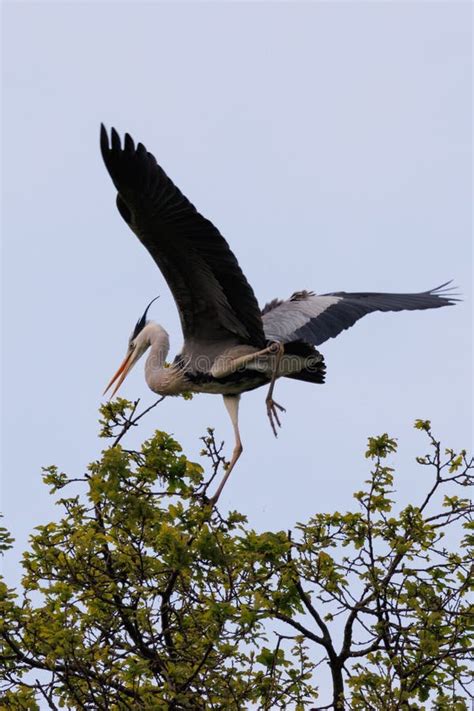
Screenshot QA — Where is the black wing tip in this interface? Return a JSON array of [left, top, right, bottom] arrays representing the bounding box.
[[124, 132, 135, 153], [428, 280, 462, 304], [100, 125, 154, 190], [100, 123, 109, 156], [111, 126, 121, 152], [100, 124, 126, 153], [99, 124, 152, 164], [100, 123, 125, 163]]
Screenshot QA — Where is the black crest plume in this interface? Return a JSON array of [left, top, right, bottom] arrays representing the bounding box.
[[131, 296, 160, 340]]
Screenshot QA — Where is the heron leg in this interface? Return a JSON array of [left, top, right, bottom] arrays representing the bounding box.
[[210, 342, 282, 378], [209, 395, 243, 505], [265, 343, 286, 437]]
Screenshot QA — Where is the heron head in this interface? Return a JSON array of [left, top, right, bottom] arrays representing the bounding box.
[[103, 296, 159, 398]]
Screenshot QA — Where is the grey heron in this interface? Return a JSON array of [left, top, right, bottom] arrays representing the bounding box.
[[101, 126, 457, 503]]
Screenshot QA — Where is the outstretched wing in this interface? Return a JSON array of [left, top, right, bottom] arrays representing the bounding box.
[[262, 284, 458, 346], [100, 126, 266, 349]]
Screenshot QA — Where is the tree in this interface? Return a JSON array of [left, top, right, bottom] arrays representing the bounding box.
[[1, 400, 472, 710]]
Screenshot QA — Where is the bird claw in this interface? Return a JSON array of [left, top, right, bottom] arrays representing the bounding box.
[[266, 398, 286, 437]]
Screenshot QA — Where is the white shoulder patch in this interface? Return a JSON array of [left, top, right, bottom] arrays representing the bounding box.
[[263, 295, 342, 341]]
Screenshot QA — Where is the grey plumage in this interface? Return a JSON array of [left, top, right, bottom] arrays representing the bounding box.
[[262, 284, 458, 347]]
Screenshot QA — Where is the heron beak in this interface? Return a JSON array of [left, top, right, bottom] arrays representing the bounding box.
[[103, 349, 135, 398]]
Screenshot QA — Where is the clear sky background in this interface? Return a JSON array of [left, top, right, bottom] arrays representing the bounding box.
[[2, 1, 472, 705]]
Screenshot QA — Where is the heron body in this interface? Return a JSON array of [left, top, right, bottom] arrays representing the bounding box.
[[131, 321, 324, 398], [101, 125, 457, 503]]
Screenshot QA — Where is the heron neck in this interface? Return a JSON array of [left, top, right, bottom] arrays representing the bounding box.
[[144, 324, 171, 393]]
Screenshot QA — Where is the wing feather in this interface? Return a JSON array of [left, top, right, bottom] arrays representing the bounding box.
[[100, 125, 266, 348], [262, 284, 459, 346]]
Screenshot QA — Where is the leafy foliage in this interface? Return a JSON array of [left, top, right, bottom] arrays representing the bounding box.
[[1, 401, 472, 709]]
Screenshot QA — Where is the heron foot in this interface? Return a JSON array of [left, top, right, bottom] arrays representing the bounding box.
[[266, 397, 286, 437]]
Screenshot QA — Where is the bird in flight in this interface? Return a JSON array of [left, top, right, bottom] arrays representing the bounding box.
[[101, 126, 457, 503]]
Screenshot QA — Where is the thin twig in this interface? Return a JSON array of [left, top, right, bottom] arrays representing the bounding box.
[[112, 397, 166, 447]]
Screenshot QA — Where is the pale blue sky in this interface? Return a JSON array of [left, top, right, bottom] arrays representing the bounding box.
[[2, 1, 472, 704]]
